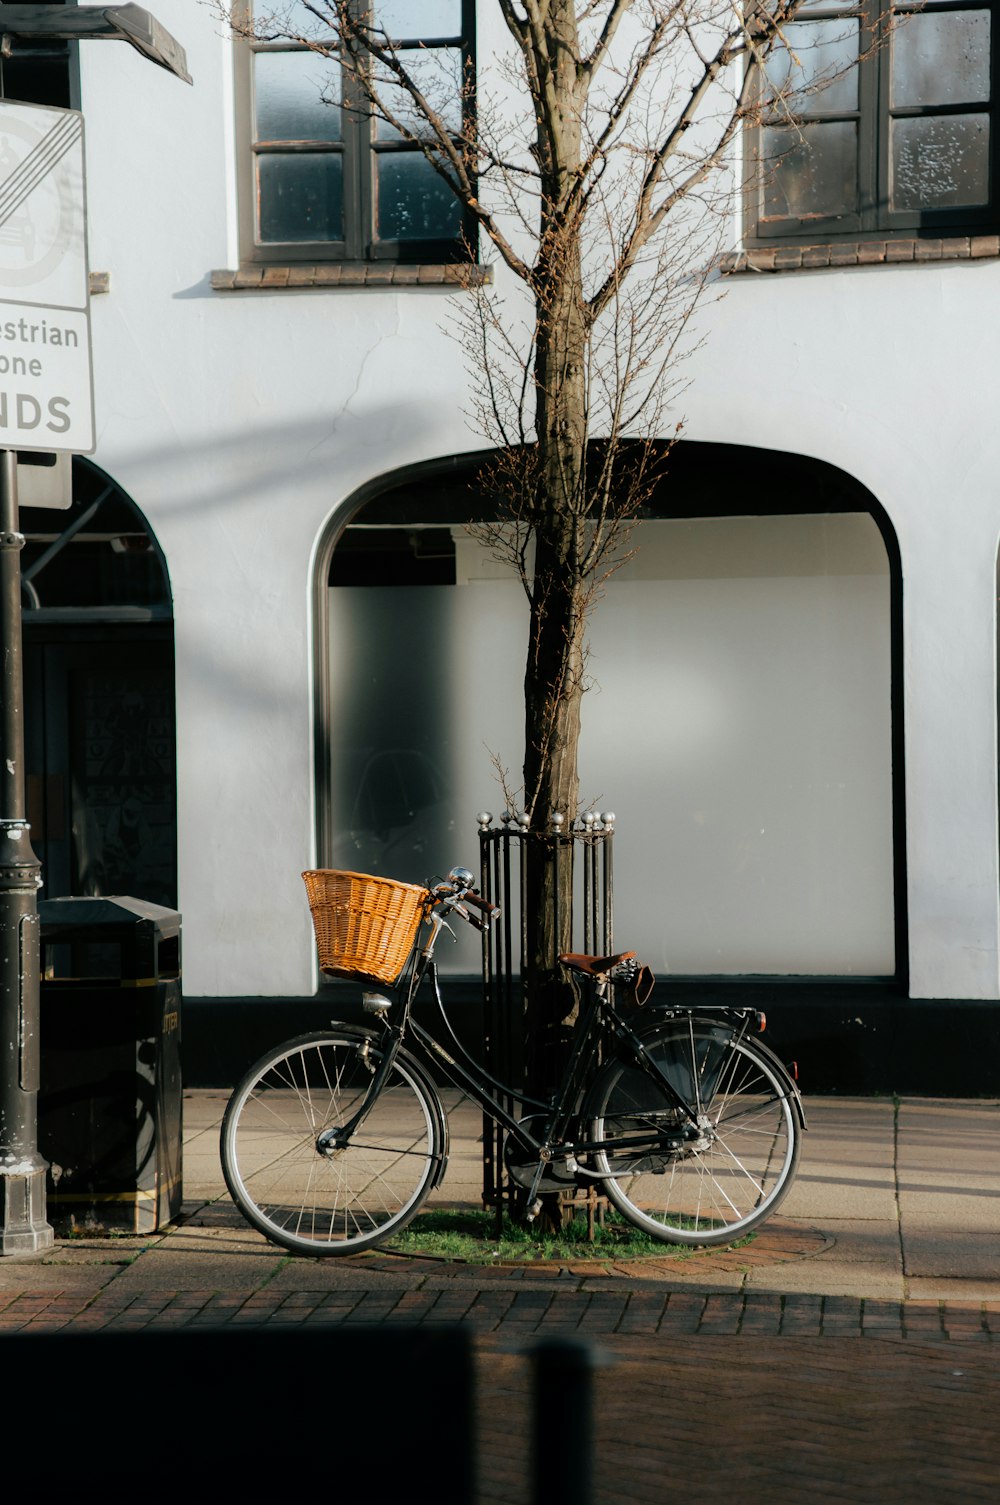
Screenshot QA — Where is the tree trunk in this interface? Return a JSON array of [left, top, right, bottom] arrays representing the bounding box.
[[521, 560, 587, 1099], [518, 3, 593, 1226], [521, 242, 590, 1093]]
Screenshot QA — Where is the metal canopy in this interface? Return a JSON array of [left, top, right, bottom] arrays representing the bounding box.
[[0, 4, 191, 84]]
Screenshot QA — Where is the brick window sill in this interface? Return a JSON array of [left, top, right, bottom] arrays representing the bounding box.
[[720, 235, 1000, 275], [211, 263, 493, 290]]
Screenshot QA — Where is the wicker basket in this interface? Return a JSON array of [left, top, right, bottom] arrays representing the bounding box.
[[302, 869, 429, 985]]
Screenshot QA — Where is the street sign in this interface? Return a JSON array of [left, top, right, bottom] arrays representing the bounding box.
[[17, 452, 71, 508], [0, 101, 93, 455]]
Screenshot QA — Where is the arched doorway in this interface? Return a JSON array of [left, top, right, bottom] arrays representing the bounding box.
[[316, 442, 905, 984], [22, 458, 176, 908]]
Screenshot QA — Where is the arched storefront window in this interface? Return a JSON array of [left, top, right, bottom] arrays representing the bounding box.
[[22, 458, 177, 908], [319, 443, 904, 981]]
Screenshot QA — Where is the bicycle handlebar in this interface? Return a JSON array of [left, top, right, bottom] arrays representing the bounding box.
[[426, 867, 501, 932], [462, 890, 499, 918]]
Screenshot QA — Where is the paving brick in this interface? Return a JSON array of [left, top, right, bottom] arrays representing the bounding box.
[[657, 1294, 706, 1334], [501, 1294, 554, 1325], [578, 1296, 629, 1333], [317, 1292, 365, 1312], [537, 1294, 582, 1322], [697, 1294, 744, 1334], [391, 1291, 445, 1320], [780, 1295, 823, 1336], [612, 1293, 666, 1335], [426, 1293, 477, 1320]]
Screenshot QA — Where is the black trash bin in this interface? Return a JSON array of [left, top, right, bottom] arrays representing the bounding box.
[[37, 896, 182, 1234]]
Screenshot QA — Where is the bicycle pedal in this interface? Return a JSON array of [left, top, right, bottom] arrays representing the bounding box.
[[525, 1199, 542, 1223]]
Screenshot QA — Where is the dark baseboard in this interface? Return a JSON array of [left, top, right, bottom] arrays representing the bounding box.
[[180, 977, 1000, 1096], [180, 977, 486, 1088], [646, 977, 1000, 1096]]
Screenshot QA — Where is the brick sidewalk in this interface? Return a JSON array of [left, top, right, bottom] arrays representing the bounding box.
[[7, 1090, 1000, 1502], [0, 1283, 997, 1341], [1, 1284, 996, 1504]]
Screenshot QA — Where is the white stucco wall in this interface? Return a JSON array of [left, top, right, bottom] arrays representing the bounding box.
[[68, 3, 1000, 1000], [681, 266, 1000, 999]]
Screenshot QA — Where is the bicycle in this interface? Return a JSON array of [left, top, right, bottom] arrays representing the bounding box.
[[221, 866, 805, 1256]]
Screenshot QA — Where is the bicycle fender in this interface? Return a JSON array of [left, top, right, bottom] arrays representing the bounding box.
[[599, 1016, 807, 1132], [745, 1034, 807, 1130]]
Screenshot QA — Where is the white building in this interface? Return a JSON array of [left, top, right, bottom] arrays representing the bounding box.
[[16, 1, 1000, 1090]]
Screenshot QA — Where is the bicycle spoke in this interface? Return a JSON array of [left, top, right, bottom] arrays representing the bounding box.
[[591, 1024, 800, 1245], [221, 1033, 442, 1256]]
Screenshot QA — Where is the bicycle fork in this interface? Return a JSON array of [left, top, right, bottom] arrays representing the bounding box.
[[315, 1029, 403, 1155]]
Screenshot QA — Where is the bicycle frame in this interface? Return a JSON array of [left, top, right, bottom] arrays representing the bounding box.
[[337, 923, 770, 1185]]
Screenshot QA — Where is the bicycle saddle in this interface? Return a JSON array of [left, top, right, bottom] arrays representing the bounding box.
[[559, 950, 635, 976]]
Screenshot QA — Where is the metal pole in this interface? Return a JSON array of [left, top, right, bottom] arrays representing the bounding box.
[[479, 820, 498, 1219], [603, 824, 614, 954], [0, 449, 53, 1254]]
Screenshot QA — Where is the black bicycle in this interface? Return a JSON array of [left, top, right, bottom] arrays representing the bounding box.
[[221, 866, 805, 1256]]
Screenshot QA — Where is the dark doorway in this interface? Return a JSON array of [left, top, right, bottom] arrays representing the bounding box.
[[22, 459, 176, 908]]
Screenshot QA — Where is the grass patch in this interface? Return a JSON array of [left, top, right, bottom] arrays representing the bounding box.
[[382, 1208, 755, 1264]]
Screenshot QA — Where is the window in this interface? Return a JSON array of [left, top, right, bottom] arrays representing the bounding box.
[[323, 469, 898, 978], [238, 1, 474, 264], [748, 2, 996, 244], [0, 0, 77, 109]]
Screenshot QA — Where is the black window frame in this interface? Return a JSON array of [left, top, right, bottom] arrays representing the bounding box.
[[236, 0, 476, 266], [746, 1, 998, 246], [0, 0, 79, 111]]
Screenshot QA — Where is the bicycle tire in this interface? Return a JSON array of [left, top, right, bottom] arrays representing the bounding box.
[[221, 1028, 445, 1256], [588, 1018, 801, 1246]]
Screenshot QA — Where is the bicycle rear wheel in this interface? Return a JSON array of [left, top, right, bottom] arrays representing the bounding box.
[[221, 1029, 444, 1256], [589, 1020, 800, 1246]]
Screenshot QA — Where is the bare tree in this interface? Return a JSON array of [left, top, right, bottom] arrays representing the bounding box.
[[225, 0, 867, 1095]]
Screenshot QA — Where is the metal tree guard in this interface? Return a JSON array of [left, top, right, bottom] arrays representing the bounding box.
[[477, 810, 616, 1224]]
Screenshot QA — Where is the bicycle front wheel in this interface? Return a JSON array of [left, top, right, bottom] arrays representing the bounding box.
[[589, 1020, 800, 1246], [221, 1029, 444, 1256]]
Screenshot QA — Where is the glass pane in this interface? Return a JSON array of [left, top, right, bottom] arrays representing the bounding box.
[[375, 48, 463, 140], [375, 152, 461, 240], [763, 20, 860, 115], [891, 113, 990, 209], [328, 514, 895, 977], [254, 51, 341, 142], [258, 152, 344, 242], [374, 2, 462, 39], [71, 667, 177, 909], [892, 9, 991, 107], [261, 2, 337, 41], [760, 121, 858, 221]]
